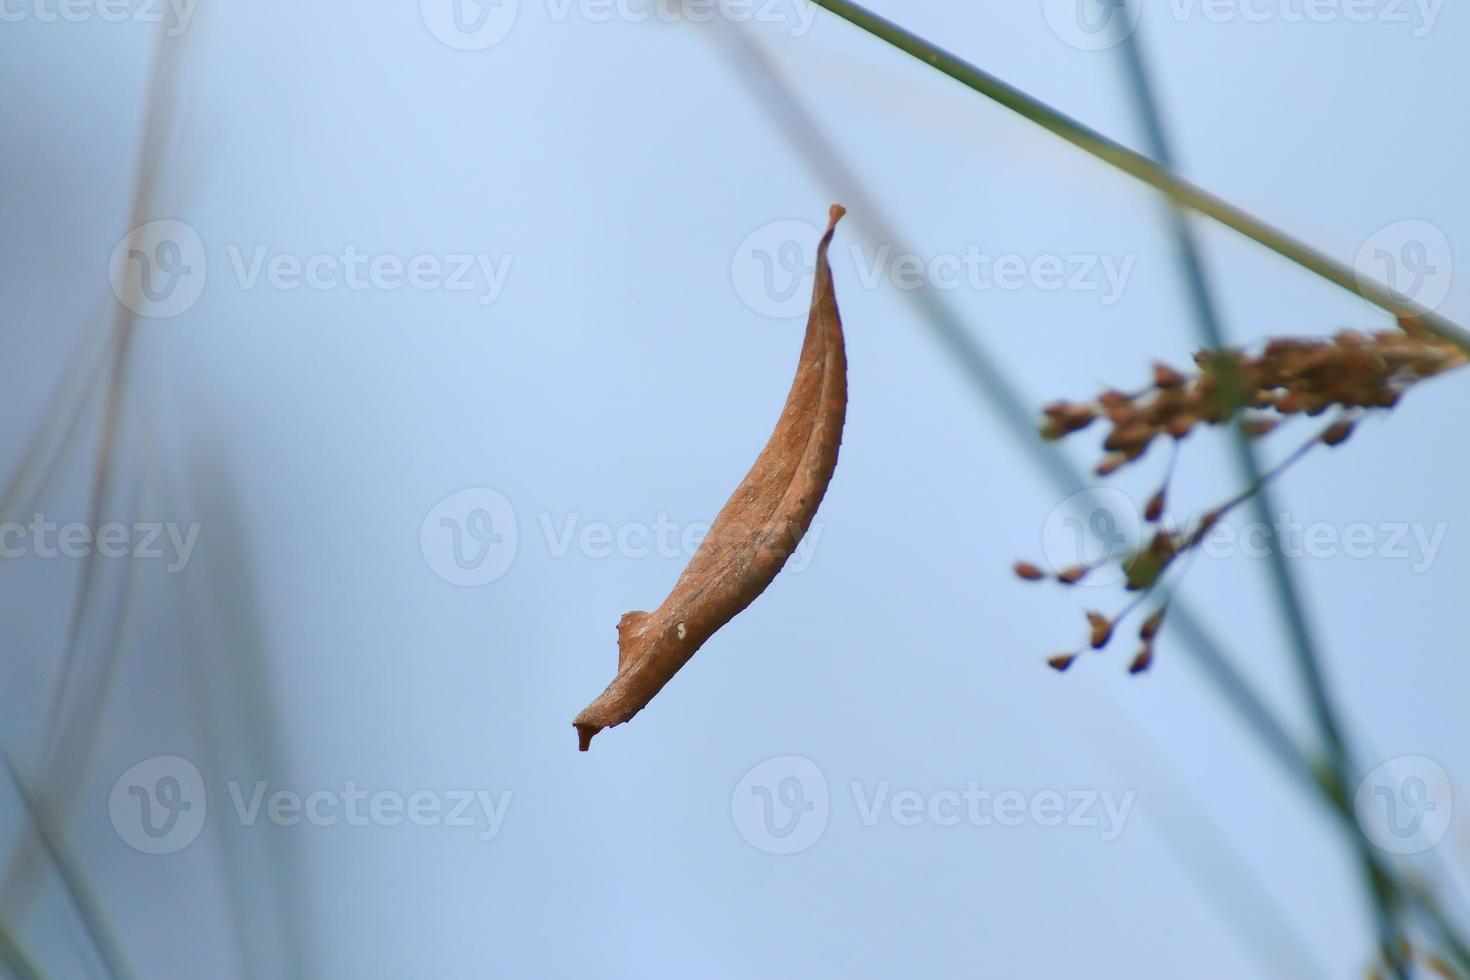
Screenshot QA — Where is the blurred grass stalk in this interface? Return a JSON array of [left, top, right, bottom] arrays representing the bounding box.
[[1106, 7, 1411, 976]]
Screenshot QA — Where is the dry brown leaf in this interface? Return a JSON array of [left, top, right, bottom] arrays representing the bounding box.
[[572, 205, 849, 751]]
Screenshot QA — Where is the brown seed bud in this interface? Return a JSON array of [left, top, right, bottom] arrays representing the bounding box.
[[1014, 561, 1047, 582], [1047, 653, 1077, 673], [1275, 391, 1304, 415], [1104, 422, 1152, 453], [1321, 419, 1356, 447], [1165, 415, 1196, 439], [1096, 454, 1127, 477], [1087, 611, 1113, 649], [1153, 362, 1186, 389], [1056, 565, 1089, 585], [1129, 647, 1154, 674], [1140, 607, 1167, 642], [1144, 488, 1166, 523]]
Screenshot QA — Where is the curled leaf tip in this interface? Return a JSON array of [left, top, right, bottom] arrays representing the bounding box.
[[573, 207, 849, 750], [575, 723, 596, 753]]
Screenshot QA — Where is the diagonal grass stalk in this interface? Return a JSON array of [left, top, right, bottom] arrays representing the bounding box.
[[0, 916, 44, 980], [1107, 11, 1412, 977], [807, 0, 1470, 355], [1, 752, 132, 980]]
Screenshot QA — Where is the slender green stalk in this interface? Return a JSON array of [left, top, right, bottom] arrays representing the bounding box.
[[1, 753, 132, 980], [0, 916, 44, 980], [807, 0, 1470, 355]]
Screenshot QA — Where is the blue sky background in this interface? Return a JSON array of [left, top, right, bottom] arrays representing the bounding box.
[[2, 1, 1468, 977]]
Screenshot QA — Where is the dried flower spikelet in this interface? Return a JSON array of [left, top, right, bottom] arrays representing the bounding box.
[[1028, 324, 1467, 681], [1129, 646, 1154, 674], [1056, 565, 1089, 586], [1041, 328, 1465, 481], [1041, 401, 1098, 440], [1144, 488, 1166, 523], [1048, 653, 1078, 672], [1140, 607, 1167, 642], [1164, 414, 1196, 439], [1086, 611, 1113, 650], [1152, 362, 1186, 389], [1321, 418, 1356, 447], [1015, 561, 1047, 582]]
